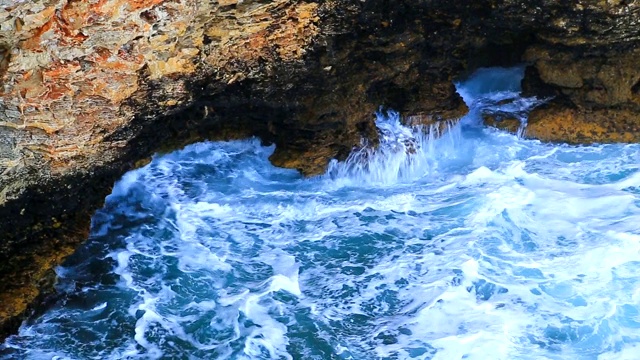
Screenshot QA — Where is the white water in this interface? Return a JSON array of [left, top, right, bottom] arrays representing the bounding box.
[[2, 67, 640, 359]]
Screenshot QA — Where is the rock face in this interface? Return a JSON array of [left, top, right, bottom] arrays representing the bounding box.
[[0, 0, 470, 338], [0, 0, 639, 339], [490, 1, 640, 142], [522, 43, 640, 143]]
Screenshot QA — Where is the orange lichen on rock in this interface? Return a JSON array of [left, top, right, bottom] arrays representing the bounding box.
[[21, 6, 57, 31], [125, 0, 165, 11], [0, 1, 336, 337], [205, 1, 320, 81], [1, 0, 196, 167]]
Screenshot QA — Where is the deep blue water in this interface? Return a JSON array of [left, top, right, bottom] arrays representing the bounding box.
[[2, 68, 640, 359]]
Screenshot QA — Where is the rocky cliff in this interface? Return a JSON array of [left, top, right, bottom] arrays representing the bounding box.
[[1, 0, 639, 339]]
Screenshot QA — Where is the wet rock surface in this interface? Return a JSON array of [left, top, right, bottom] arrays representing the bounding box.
[[0, 0, 639, 339]]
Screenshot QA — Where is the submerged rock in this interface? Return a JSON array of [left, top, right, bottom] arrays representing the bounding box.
[[0, 0, 639, 339]]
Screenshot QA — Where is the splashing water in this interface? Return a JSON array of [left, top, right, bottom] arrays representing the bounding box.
[[326, 109, 461, 185], [455, 65, 548, 137], [2, 67, 640, 360]]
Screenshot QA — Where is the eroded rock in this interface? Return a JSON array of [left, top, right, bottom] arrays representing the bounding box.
[[0, 0, 471, 338], [521, 44, 640, 143]]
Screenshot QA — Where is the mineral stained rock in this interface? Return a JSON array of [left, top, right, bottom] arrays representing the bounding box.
[[0, 0, 639, 339], [0, 0, 470, 339]]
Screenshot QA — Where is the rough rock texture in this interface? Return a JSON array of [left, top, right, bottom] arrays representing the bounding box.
[[0, 0, 471, 339], [514, 2, 640, 142], [522, 43, 640, 143], [1, 0, 639, 339]]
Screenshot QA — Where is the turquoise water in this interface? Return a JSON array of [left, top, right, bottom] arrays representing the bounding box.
[[2, 68, 640, 359]]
